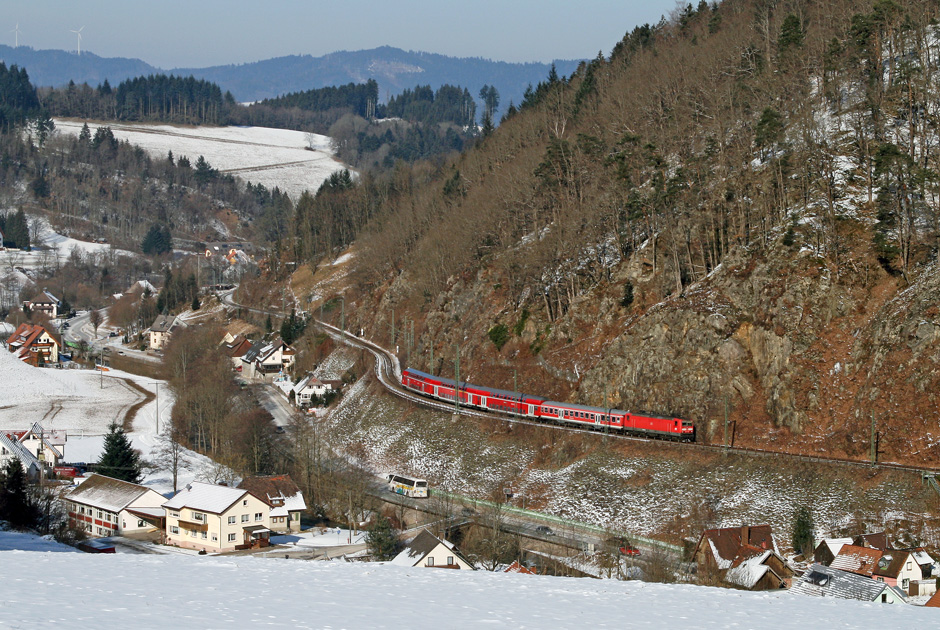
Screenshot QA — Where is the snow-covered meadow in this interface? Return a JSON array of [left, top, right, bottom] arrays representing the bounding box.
[[53, 120, 348, 200], [0, 531, 937, 629], [0, 346, 214, 494]]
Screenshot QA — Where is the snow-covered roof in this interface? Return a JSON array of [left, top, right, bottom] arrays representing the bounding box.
[[911, 548, 934, 567], [792, 564, 899, 602], [391, 529, 465, 568], [66, 474, 154, 513], [271, 492, 307, 518], [817, 537, 852, 558], [238, 475, 306, 516], [0, 433, 40, 471], [724, 548, 773, 589], [163, 481, 248, 514]]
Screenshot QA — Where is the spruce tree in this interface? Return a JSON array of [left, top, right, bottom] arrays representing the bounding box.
[[96, 422, 142, 483], [792, 505, 814, 557], [366, 515, 401, 560], [0, 459, 37, 529]]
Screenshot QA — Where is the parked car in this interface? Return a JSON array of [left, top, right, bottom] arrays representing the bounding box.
[[535, 525, 554, 536]]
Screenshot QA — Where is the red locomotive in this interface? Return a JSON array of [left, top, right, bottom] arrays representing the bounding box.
[[401, 368, 694, 441]]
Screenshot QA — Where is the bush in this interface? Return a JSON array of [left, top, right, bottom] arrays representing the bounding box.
[[488, 324, 510, 351]]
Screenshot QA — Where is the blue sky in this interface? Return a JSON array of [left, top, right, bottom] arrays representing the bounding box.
[[7, 1, 686, 68]]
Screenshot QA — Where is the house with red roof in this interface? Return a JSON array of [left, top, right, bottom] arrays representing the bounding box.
[[831, 544, 922, 594], [5, 322, 59, 366], [693, 525, 793, 590]]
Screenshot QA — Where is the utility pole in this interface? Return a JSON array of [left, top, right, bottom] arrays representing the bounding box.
[[429, 342, 434, 375], [513, 369, 517, 393], [391, 310, 395, 346], [340, 296, 345, 333], [871, 411, 876, 464], [155, 382, 161, 434], [454, 345, 460, 415], [723, 396, 729, 447]]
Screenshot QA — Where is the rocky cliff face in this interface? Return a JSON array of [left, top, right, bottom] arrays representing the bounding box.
[[349, 216, 940, 467]]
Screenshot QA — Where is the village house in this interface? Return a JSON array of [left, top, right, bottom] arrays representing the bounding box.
[[162, 482, 272, 553], [830, 544, 923, 594], [792, 563, 908, 604], [0, 433, 40, 478], [391, 529, 475, 570], [241, 337, 295, 380], [221, 333, 253, 371], [813, 537, 853, 566], [237, 475, 306, 533], [852, 532, 889, 549], [149, 314, 185, 350], [5, 322, 59, 366], [24, 289, 61, 319], [9, 422, 66, 468], [65, 474, 166, 538], [274, 373, 331, 407], [693, 525, 793, 590]]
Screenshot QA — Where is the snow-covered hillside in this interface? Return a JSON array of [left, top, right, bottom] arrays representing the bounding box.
[[0, 538, 935, 629], [53, 120, 347, 201]]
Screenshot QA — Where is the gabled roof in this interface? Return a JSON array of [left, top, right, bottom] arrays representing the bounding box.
[[242, 339, 268, 363], [237, 475, 306, 514], [872, 550, 911, 579], [697, 525, 778, 568], [66, 474, 155, 513], [815, 537, 852, 558], [6, 323, 57, 359], [0, 433, 40, 471], [830, 544, 882, 577], [28, 289, 59, 306], [926, 589, 940, 607], [150, 314, 184, 334], [853, 532, 889, 550], [162, 481, 250, 514], [20, 422, 63, 459], [391, 529, 472, 568], [792, 564, 901, 602], [505, 560, 538, 575], [223, 336, 253, 359], [910, 547, 935, 568]]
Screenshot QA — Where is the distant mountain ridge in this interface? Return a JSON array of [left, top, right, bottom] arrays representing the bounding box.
[[0, 44, 583, 115]]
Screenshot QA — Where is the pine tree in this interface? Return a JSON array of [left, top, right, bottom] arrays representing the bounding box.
[[96, 422, 142, 483], [0, 458, 37, 529], [366, 515, 401, 560]]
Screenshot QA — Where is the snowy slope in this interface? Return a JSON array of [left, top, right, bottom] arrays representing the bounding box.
[[54, 120, 348, 201], [0, 546, 936, 629]]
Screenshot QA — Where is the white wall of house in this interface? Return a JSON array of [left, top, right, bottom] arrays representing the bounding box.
[[164, 493, 272, 553]]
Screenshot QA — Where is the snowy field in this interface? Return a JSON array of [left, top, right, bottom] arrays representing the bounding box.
[[0, 533, 937, 629], [0, 346, 215, 494], [54, 120, 348, 201]]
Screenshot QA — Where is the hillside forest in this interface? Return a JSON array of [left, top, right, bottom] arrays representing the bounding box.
[[309, 0, 940, 467]]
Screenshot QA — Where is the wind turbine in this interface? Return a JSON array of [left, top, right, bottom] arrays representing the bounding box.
[[10, 23, 21, 48], [70, 26, 84, 55]]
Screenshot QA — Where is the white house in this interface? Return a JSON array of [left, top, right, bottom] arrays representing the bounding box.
[[24, 289, 61, 319], [163, 482, 273, 553], [241, 337, 295, 380], [0, 433, 40, 478], [391, 529, 475, 570], [149, 314, 186, 350], [16, 422, 65, 468], [237, 475, 306, 533], [65, 474, 167, 538]]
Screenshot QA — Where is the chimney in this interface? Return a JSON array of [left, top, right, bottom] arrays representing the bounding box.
[[741, 525, 749, 544]]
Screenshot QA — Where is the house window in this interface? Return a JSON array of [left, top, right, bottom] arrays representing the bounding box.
[[170, 526, 179, 534], [192, 511, 205, 522], [201, 531, 207, 539], [255, 513, 263, 521], [242, 514, 249, 522], [97, 510, 103, 519], [137, 520, 145, 528], [426, 557, 434, 567], [907, 562, 912, 571], [902, 578, 909, 590], [243, 500, 248, 506], [228, 516, 236, 524], [212, 533, 218, 541], [228, 533, 236, 542], [882, 593, 888, 603], [170, 511, 179, 518], [447, 556, 454, 566]]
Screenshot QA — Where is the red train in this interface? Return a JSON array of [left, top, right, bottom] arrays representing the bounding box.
[[401, 368, 695, 441]]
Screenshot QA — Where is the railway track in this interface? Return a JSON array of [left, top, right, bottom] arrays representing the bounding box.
[[314, 321, 940, 477], [219, 291, 939, 478]]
